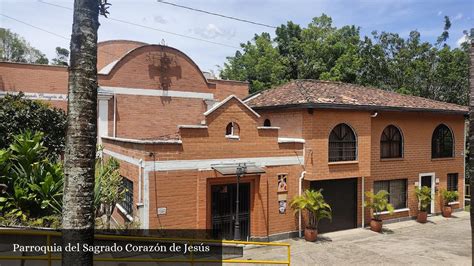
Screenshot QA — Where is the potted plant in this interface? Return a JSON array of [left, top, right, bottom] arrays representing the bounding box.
[[440, 189, 459, 218], [364, 190, 394, 232], [415, 186, 432, 223], [290, 189, 332, 242]]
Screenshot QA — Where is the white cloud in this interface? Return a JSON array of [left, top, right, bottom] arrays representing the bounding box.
[[192, 24, 236, 40], [453, 13, 463, 20], [437, 11, 442, 16], [456, 35, 468, 46]]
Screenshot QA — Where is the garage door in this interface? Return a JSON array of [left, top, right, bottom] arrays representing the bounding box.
[[310, 178, 357, 233]]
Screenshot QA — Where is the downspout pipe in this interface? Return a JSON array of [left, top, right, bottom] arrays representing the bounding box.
[[113, 94, 117, 137], [361, 176, 365, 228], [138, 159, 143, 204], [298, 170, 306, 238]]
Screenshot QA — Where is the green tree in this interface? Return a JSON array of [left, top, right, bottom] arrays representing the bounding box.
[[221, 14, 361, 93], [221, 32, 286, 93], [0, 28, 49, 64], [0, 93, 67, 156], [51, 46, 70, 66], [220, 15, 470, 105]]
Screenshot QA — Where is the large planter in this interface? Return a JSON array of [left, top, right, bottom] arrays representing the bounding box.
[[370, 219, 383, 233], [304, 227, 318, 242], [417, 211, 428, 223], [442, 206, 452, 218]]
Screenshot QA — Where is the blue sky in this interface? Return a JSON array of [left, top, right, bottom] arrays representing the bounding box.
[[1, 0, 473, 73]]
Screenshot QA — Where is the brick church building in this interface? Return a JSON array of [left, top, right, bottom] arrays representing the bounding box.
[[0, 40, 466, 241]]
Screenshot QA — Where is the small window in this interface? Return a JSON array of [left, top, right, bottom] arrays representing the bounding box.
[[380, 125, 403, 159], [328, 123, 357, 162], [263, 119, 271, 127], [374, 179, 407, 210], [226, 122, 240, 137], [447, 173, 459, 191], [121, 177, 133, 214], [432, 124, 454, 158]]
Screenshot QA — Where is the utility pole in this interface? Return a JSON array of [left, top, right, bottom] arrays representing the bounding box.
[[234, 163, 247, 240]]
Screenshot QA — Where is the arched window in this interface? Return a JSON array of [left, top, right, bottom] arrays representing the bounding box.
[[263, 119, 271, 127], [225, 122, 240, 137], [329, 123, 357, 162], [432, 124, 454, 158], [380, 125, 403, 159]]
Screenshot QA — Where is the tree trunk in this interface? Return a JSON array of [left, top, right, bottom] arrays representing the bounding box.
[[62, 0, 99, 265], [469, 36, 474, 261], [105, 205, 113, 229]]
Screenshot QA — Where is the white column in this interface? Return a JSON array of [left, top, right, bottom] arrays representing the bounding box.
[[98, 94, 113, 143]]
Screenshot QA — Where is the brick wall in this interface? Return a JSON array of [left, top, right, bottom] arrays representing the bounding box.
[[369, 111, 465, 222], [0, 62, 68, 94], [209, 79, 249, 101], [114, 94, 206, 139], [302, 109, 372, 180], [97, 40, 147, 70], [264, 107, 465, 227], [0, 42, 249, 139], [257, 109, 303, 138], [104, 97, 305, 236]]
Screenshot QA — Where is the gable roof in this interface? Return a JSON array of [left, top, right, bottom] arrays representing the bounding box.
[[245, 80, 468, 115], [204, 95, 261, 118]]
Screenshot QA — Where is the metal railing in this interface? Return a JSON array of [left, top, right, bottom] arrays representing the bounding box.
[[0, 229, 291, 265]]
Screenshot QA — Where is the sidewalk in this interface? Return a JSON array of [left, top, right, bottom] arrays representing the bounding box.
[[242, 211, 471, 265]]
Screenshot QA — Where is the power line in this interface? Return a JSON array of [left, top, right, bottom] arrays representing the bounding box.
[[156, 0, 277, 29], [0, 13, 69, 40], [38, 0, 240, 49], [0, 13, 216, 75]]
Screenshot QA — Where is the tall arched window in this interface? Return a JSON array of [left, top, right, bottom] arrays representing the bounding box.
[[380, 125, 403, 159], [263, 119, 271, 127], [432, 124, 454, 158], [329, 123, 357, 162]]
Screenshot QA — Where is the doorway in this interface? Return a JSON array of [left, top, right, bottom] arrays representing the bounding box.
[[211, 183, 250, 240], [419, 173, 435, 214], [310, 178, 357, 233]]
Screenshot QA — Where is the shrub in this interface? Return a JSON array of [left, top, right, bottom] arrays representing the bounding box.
[[290, 189, 332, 230], [365, 190, 394, 221], [415, 186, 432, 212], [0, 93, 66, 157], [94, 151, 125, 229], [441, 189, 459, 206], [0, 131, 63, 226]]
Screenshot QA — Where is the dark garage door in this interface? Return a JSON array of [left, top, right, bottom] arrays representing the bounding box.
[[310, 178, 357, 233]]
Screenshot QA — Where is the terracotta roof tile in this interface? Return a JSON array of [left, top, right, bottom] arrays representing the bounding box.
[[246, 80, 468, 114]]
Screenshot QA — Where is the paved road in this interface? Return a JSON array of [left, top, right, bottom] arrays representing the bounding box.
[[242, 211, 472, 265]]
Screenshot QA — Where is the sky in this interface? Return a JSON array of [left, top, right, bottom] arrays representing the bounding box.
[[1, 0, 473, 74]]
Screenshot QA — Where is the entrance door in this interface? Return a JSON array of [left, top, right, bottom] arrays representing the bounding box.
[[211, 183, 250, 240], [310, 178, 357, 233], [420, 175, 434, 214]]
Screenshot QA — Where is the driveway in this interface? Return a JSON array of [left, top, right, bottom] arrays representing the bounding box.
[[243, 211, 471, 265]]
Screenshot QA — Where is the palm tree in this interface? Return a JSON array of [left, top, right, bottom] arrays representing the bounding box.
[[62, 0, 101, 265], [469, 33, 474, 260], [290, 189, 332, 241]]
